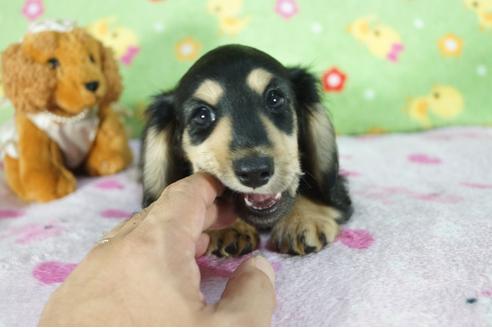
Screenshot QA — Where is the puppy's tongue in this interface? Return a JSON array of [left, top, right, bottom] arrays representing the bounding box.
[[243, 193, 281, 210]]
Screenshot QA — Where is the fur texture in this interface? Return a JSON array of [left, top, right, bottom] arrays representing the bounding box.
[[1, 28, 132, 202], [141, 44, 352, 256]]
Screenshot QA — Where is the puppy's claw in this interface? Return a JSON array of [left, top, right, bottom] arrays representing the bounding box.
[[303, 245, 317, 254], [207, 220, 259, 257], [271, 196, 341, 256], [319, 232, 328, 247], [224, 242, 238, 255]]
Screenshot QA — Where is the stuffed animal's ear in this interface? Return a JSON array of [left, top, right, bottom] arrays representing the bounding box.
[[289, 67, 352, 221], [1, 42, 56, 113], [99, 42, 122, 107], [141, 92, 191, 207]]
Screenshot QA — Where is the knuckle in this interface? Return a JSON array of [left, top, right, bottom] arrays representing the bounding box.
[[162, 181, 188, 196]]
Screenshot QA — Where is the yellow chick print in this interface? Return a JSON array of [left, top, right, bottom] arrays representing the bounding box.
[[86, 17, 140, 65], [407, 85, 464, 127], [464, 0, 492, 30], [348, 16, 404, 62], [208, 0, 250, 36]]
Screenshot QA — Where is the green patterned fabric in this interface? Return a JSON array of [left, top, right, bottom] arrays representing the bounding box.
[[1, 0, 491, 136]]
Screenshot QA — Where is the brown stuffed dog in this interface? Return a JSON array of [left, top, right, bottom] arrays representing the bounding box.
[[0, 21, 132, 202]]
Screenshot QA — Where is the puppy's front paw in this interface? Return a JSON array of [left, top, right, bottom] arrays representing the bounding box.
[[271, 196, 341, 255], [207, 220, 259, 257]]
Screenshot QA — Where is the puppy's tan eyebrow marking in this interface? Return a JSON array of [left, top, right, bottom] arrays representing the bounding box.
[[193, 79, 224, 106], [246, 68, 273, 94]]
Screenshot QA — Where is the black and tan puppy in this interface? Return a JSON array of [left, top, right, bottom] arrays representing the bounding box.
[[141, 45, 352, 256]]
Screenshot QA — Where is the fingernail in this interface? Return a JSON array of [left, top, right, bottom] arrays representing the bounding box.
[[252, 255, 275, 285]]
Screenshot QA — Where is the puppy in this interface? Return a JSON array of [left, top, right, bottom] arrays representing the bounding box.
[[141, 45, 352, 256]]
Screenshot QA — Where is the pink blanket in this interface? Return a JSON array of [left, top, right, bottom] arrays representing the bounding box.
[[1, 127, 491, 326]]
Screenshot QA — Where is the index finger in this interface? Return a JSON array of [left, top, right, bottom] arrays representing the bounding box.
[[141, 173, 228, 239]]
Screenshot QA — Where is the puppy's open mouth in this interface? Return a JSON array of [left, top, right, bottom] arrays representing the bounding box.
[[224, 188, 293, 229], [242, 192, 282, 213], [219, 174, 298, 229]]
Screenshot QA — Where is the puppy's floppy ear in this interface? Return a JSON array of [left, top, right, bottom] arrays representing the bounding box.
[[289, 67, 352, 221], [1, 41, 56, 113], [141, 91, 191, 207]]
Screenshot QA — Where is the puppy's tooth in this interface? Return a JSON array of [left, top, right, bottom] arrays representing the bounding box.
[[245, 196, 254, 207]]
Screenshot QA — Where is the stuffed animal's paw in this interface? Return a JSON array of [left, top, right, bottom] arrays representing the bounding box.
[[24, 169, 76, 202], [86, 150, 132, 176], [207, 220, 259, 257], [55, 169, 77, 199], [271, 197, 341, 255]]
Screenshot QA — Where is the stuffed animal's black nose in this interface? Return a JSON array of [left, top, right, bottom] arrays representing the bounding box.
[[85, 81, 99, 92], [234, 156, 274, 188]]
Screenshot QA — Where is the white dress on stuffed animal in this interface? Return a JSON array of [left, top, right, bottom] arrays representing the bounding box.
[[0, 109, 99, 168]]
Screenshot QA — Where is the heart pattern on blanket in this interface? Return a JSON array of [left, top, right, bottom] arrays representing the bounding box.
[[100, 209, 133, 219], [94, 179, 125, 190], [197, 255, 282, 278], [340, 169, 361, 177], [460, 182, 492, 189], [10, 222, 63, 244], [32, 261, 77, 284], [408, 153, 442, 164], [0, 209, 24, 220], [337, 228, 374, 249]]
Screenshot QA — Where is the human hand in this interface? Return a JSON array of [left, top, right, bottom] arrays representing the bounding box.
[[39, 173, 276, 326]]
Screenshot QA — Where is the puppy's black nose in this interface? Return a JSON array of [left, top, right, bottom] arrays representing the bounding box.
[[85, 81, 99, 92], [234, 156, 274, 188]]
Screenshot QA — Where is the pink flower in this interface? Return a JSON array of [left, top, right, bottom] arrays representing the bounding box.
[[22, 0, 44, 21], [120, 46, 140, 65], [322, 67, 347, 92], [275, 0, 299, 20]]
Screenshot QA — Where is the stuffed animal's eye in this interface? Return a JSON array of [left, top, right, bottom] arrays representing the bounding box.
[[47, 57, 59, 69], [266, 89, 285, 110], [191, 106, 216, 128], [89, 54, 96, 63]]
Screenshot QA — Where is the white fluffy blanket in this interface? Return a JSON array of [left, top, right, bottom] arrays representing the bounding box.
[[1, 127, 491, 326]]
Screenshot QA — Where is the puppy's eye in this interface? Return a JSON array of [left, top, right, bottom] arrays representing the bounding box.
[[191, 106, 216, 128], [266, 90, 285, 110], [47, 57, 59, 69], [89, 54, 96, 63]]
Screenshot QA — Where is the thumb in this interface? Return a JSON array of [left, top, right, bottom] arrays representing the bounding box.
[[214, 255, 276, 326]]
